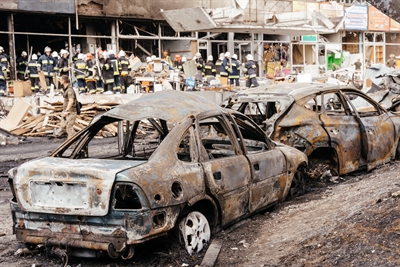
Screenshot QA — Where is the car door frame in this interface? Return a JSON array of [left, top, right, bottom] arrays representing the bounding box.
[[340, 88, 396, 170], [227, 112, 289, 213], [317, 90, 365, 174], [195, 110, 251, 227]]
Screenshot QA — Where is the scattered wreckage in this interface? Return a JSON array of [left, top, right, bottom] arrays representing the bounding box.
[[8, 91, 307, 259], [223, 82, 400, 178]]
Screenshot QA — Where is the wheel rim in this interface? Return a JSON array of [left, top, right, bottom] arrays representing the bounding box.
[[179, 211, 211, 255]]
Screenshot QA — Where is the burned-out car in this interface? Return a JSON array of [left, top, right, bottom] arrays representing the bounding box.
[[8, 91, 307, 259], [224, 82, 400, 177]]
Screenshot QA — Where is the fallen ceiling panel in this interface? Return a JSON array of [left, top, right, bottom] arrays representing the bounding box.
[[161, 7, 217, 32]]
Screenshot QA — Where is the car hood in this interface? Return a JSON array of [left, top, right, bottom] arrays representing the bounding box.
[[13, 157, 145, 216]]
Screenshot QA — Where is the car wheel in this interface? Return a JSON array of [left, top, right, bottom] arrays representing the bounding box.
[[178, 211, 211, 255], [288, 169, 305, 198]]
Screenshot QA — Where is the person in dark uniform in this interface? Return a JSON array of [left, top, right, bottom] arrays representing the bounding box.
[[16, 51, 28, 80]]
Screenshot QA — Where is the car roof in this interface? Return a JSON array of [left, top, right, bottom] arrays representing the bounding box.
[[244, 82, 344, 101], [105, 91, 223, 123]]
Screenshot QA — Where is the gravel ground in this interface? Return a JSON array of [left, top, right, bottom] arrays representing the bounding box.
[[1, 139, 400, 267]]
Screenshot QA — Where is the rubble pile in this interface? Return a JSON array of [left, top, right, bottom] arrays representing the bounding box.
[[12, 101, 119, 138]]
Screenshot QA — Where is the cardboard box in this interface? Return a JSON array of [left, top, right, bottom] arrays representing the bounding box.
[[13, 81, 32, 97]]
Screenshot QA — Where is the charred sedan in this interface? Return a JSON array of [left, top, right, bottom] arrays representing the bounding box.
[[8, 91, 307, 259], [225, 83, 400, 178]]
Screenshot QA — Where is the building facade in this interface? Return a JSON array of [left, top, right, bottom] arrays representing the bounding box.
[[0, 0, 399, 79]]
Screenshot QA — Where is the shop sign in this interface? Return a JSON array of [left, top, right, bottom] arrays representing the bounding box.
[[319, 2, 344, 18], [344, 4, 368, 30], [390, 18, 400, 31], [18, 0, 75, 14], [368, 6, 389, 31]]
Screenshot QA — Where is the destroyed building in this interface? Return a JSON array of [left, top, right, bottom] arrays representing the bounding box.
[[0, 0, 400, 79]]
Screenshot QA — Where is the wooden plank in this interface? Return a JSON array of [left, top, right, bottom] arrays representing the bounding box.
[[38, 71, 47, 90], [200, 240, 223, 267], [0, 98, 31, 131], [11, 128, 31, 135]]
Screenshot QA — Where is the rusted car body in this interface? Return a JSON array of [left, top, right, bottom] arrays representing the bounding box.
[[225, 83, 400, 177], [8, 91, 307, 259]]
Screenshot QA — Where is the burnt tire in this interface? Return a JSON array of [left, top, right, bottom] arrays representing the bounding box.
[[288, 169, 305, 199], [178, 211, 211, 255]]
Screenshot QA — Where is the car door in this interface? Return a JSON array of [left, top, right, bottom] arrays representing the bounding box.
[[318, 92, 364, 174], [196, 114, 250, 226], [229, 113, 287, 213], [342, 90, 395, 170]]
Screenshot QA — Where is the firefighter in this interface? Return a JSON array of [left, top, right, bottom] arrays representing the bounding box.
[[243, 54, 259, 88], [195, 52, 205, 75], [215, 53, 224, 78], [0, 46, 9, 69], [101, 51, 114, 94], [38, 46, 57, 93], [84, 53, 97, 94], [0, 62, 6, 96], [58, 49, 70, 77], [27, 54, 40, 93], [16, 51, 28, 80], [220, 52, 231, 78], [118, 50, 131, 93], [72, 48, 81, 62], [95, 50, 105, 93], [229, 54, 240, 87], [108, 50, 121, 93], [74, 53, 87, 94], [174, 55, 183, 71], [204, 55, 216, 78]]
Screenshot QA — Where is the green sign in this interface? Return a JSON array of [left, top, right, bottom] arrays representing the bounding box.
[[301, 35, 317, 42]]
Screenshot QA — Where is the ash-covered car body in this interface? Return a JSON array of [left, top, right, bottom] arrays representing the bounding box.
[[224, 82, 400, 177], [9, 91, 307, 259]]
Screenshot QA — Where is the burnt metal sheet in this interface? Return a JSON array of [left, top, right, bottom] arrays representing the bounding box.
[[18, 0, 75, 14], [161, 7, 217, 32], [106, 91, 222, 124]]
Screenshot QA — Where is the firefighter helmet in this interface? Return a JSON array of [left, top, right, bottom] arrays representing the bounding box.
[[232, 54, 238, 60], [118, 50, 126, 57], [78, 53, 85, 60], [21, 51, 28, 57], [44, 46, 51, 53], [32, 54, 38, 60], [86, 53, 93, 60], [224, 52, 231, 58], [207, 55, 213, 61]]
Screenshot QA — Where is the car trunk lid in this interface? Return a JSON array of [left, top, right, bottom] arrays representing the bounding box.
[[13, 157, 145, 216]]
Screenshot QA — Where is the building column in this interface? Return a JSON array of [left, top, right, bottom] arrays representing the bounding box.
[[228, 32, 234, 54], [111, 21, 117, 53], [8, 13, 16, 80], [257, 33, 264, 77]]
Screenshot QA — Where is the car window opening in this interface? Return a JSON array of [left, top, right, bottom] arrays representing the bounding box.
[[199, 117, 236, 160]]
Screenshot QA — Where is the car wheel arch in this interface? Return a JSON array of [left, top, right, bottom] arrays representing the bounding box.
[[183, 195, 219, 230], [308, 147, 340, 177]]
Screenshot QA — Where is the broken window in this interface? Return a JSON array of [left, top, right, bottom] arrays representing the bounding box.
[[230, 114, 270, 154], [198, 116, 237, 160], [54, 116, 174, 161], [177, 127, 196, 162], [343, 92, 379, 117], [114, 183, 142, 210]]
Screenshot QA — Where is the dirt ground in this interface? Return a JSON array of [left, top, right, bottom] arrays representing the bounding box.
[[1, 139, 400, 267]]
